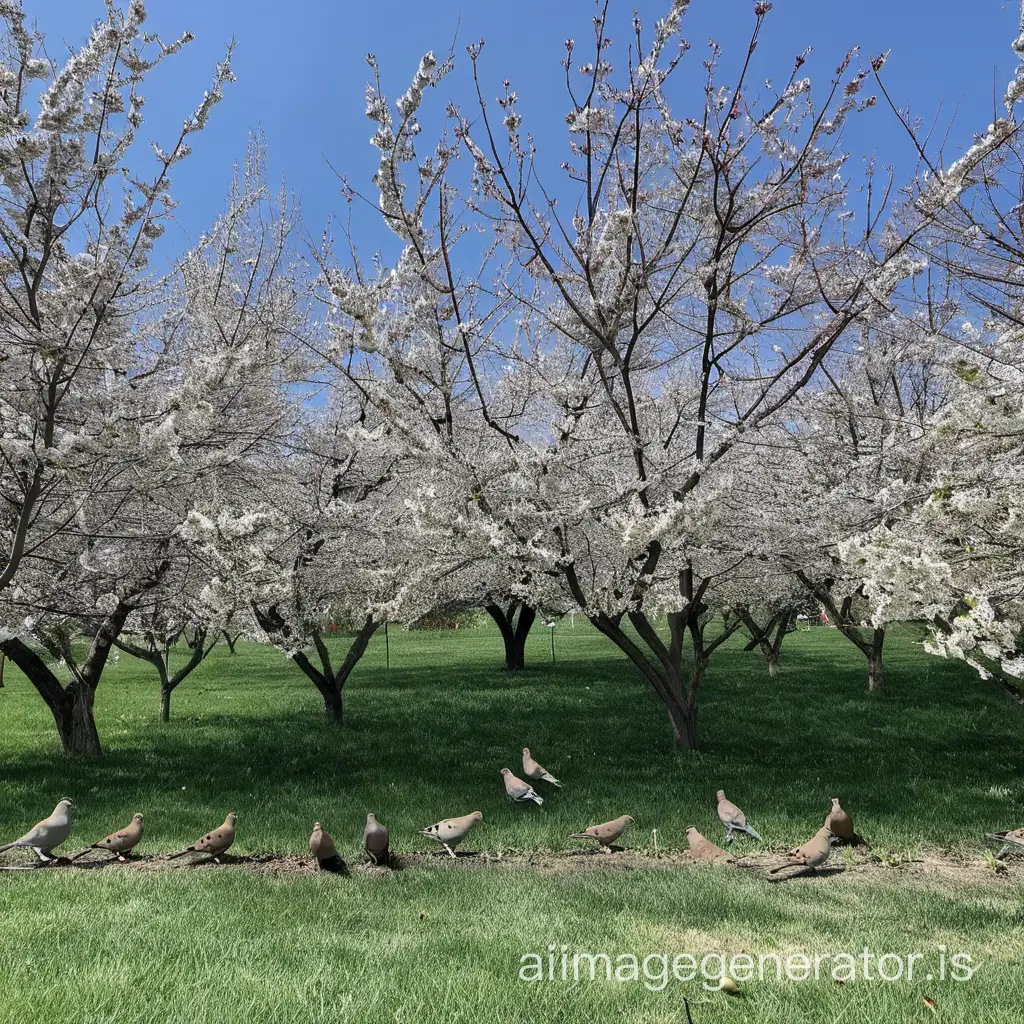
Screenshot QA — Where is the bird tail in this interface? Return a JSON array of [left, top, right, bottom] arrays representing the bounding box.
[[167, 848, 193, 859], [0, 842, 20, 856], [738, 825, 762, 842], [769, 859, 799, 874], [543, 774, 563, 788], [69, 847, 96, 862], [568, 833, 594, 840], [987, 832, 1022, 846], [529, 793, 544, 805]]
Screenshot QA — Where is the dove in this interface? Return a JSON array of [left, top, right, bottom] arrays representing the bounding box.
[[168, 812, 236, 863], [988, 827, 1024, 847], [71, 813, 144, 862], [685, 826, 735, 863], [363, 813, 390, 866], [309, 822, 346, 873], [421, 811, 483, 858], [501, 768, 543, 805], [824, 797, 860, 844], [716, 790, 762, 843], [987, 827, 1024, 858], [568, 815, 634, 852], [0, 799, 73, 862], [522, 748, 563, 788], [770, 827, 834, 874]]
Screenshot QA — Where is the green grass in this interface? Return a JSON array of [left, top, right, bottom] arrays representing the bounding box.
[[1, 622, 1022, 1021]]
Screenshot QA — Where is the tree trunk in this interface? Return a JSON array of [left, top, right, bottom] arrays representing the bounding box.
[[114, 627, 217, 724], [55, 685, 102, 757], [665, 696, 698, 750], [1, 636, 111, 757], [155, 660, 173, 723], [278, 615, 381, 725], [323, 685, 343, 723], [740, 608, 793, 678], [794, 575, 887, 694], [485, 602, 537, 671], [867, 627, 886, 693]]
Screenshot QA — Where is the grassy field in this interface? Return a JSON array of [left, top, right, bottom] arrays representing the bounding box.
[[0, 622, 1022, 1022]]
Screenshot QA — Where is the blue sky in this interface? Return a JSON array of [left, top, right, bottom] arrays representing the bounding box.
[[28, 0, 1022, 265]]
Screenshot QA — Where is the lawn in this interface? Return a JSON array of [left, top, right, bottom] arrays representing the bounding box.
[[0, 622, 1022, 1022]]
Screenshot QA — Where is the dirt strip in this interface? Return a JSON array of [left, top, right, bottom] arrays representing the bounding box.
[[0, 847, 1021, 886]]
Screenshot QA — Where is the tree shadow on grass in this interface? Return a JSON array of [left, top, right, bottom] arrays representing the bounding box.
[[0, 626, 1020, 855]]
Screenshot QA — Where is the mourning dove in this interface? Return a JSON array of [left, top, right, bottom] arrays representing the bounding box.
[[824, 797, 862, 844], [421, 811, 483, 858], [0, 799, 73, 861], [168, 812, 236, 862], [568, 815, 634, 852], [770, 827, 834, 874], [685, 826, 735, 863], [716, 790, 762, 843], [987, 827, 1024, 858], [501, 768, 543, 805], [363, 813, 390, 866], [309, 822, 346, 873], [71, 813, 143, 862], [522, 748, 563, 788]]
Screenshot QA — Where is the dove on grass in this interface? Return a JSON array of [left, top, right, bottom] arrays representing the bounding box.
[[522, 748, 562, 788], [568, 815, 634, 852], [309, 822, 346, 873], [0, 799, 73, 862], [824, 797, 864, 845], [363, 813, 390, 866], [987, 827, 1024, 858], [685, 826, 735, 864], [420, 811, 483, 859], [770, 827, 834, 875], [501, 768, 543, 805], [71, 813, 143, 862], [168, 812, 236, 863], [987, 827, 1024, 847], [716, 790, 762, 843]]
